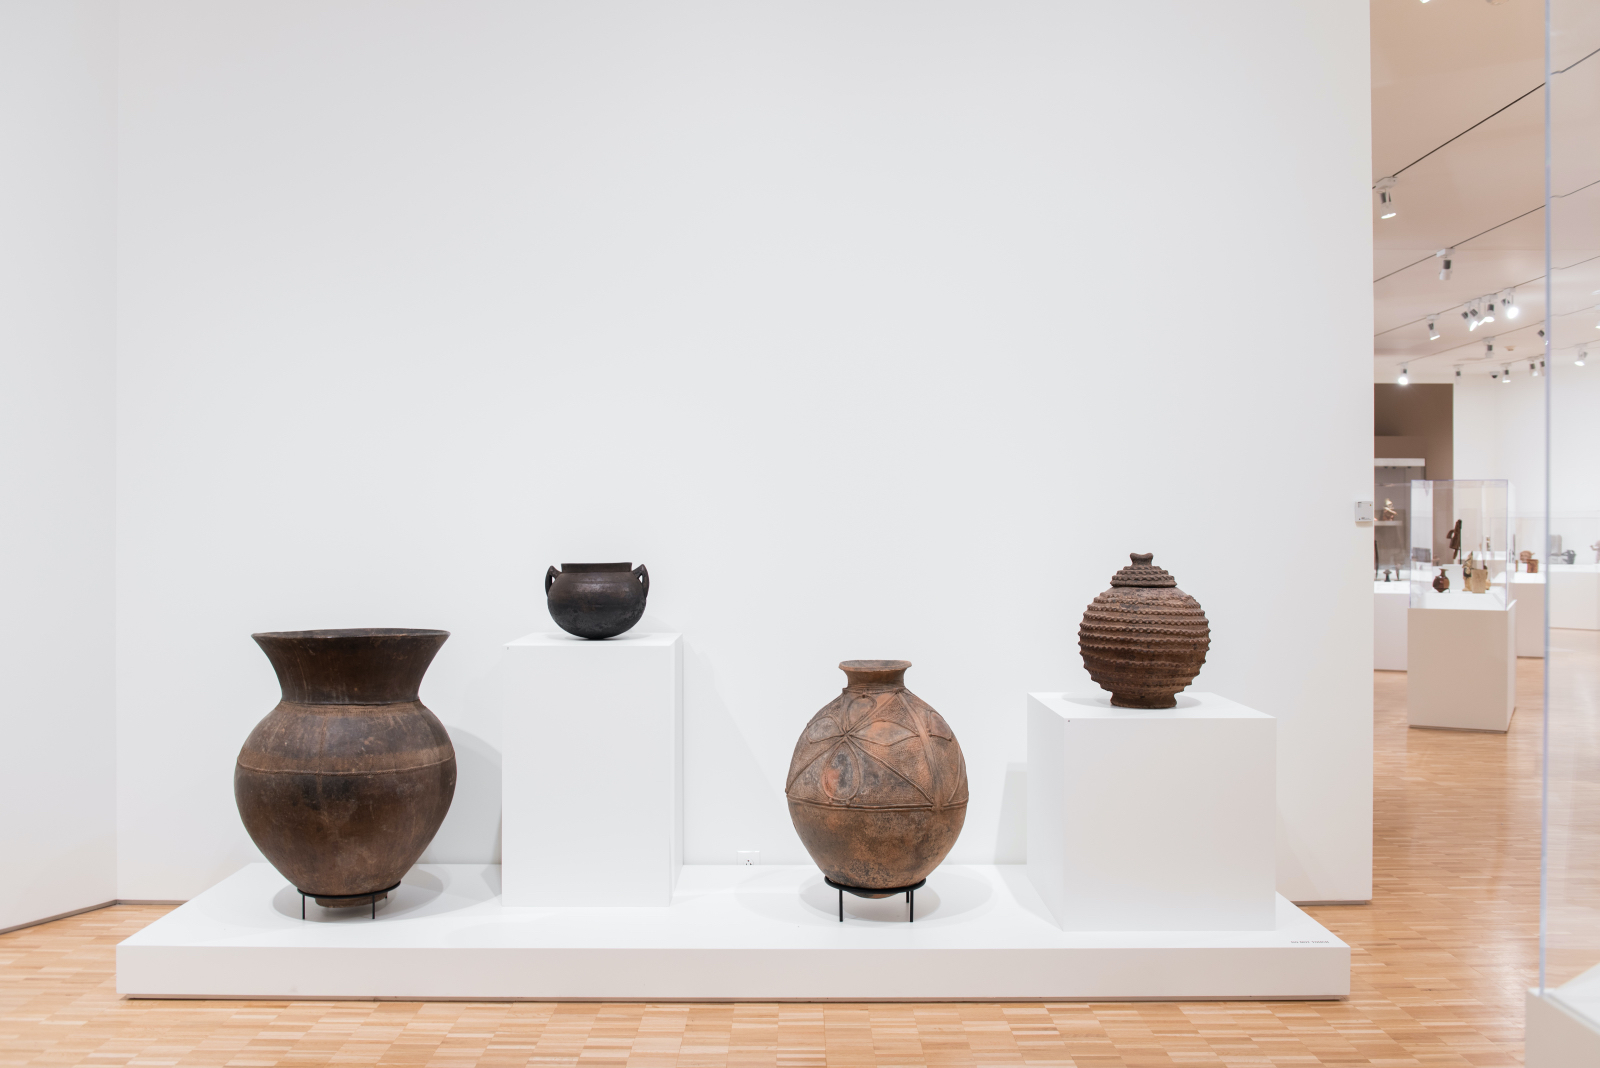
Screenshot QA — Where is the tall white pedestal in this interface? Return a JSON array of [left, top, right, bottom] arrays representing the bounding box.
[[1026, 692, 1275, 932], [1549, 565, 1600, 630], [1528, 966, 1600, 1067], [1374, 581, 1408, 670], [1406, 604, 1516, 732], [501, 632, 682, 905], [1513, 574, 1545, 657]]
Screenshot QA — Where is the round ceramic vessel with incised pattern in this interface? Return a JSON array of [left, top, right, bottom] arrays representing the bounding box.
[[785, 661, 967, 891], [1079, 553, 1210, 709]]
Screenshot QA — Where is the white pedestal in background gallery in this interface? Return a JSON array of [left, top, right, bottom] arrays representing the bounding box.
[[116, 863, 1349, 1001], [1374, 581, 1408, 670], [1512, 574, 1545, 657], [1026, 692, 1275, 932], [1549, 565, 1600, 630], [1406, 602, 1516, 732], [501, 632, 682, 906], [1527, 965, 1600, 1067]]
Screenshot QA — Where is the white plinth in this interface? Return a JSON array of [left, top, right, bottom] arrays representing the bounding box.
[[1550, 565, 1600, 630], [501, 632, 682, 906], [1374, 582, 1409, 670], [1528, 966, 1600, 1066], [1026, 692, 1275, 932], [115, 863, 1349, 1001], [1406, 603, 1516, 732], [1513, 574, 1545, 657]]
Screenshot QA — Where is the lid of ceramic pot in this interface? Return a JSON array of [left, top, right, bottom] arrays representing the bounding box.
[[1109, 552, 1177, 588]]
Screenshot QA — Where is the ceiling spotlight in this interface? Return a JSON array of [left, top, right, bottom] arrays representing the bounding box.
[[1502, 288, 1520, 319], [1376, 177, 1398, 220], [1455, 366, 1462, 379], [1428, 318, 1440, 340], [1466, 299, 1483, 330], [1437, 248, 1455, 281], [1577, 349, 1588, 367], [1531, 361, 1540, 378], [1503, 364, 1513, 383], [1486, 340, 1495, 358], [1482, 298, 1496, 326], [1398, 365, 1409, 385]]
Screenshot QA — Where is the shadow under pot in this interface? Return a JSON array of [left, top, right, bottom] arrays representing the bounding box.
[[785, 660, 968, 892], [545, 563, 649, 639], [234, 628, 457, 909]]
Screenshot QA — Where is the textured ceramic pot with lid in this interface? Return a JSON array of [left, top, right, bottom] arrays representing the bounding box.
[[1079, 553, 1211, 709], [234, 628, 457, 907], [545, 563, 649, 639], [785, 660, 967, 891]]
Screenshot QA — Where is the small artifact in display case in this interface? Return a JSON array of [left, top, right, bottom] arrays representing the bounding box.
[[235, 629, 457, 909], [1559, 549, 1578, 565], [785, 660, 967, 893], [1447, 519, 1463, 561], [1462, 553, 1490, 593], [545, 562, 649, 639], [1381, 499, 1398, 521], [1079, 553, 1210, 708], [1432, 568, 1450, 593], [1520, 550, 1539, 574]]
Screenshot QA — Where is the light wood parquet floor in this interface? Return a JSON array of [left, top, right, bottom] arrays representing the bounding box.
[[3, 635, 1592, 1067]]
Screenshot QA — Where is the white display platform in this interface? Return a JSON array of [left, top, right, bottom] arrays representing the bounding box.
[[1512, 573, 1545, 657], [1549, 565, 1600, 630], [116, 863, 1349, 1001], [1527, 967, 1600, 1067], [1374, 581, 1408, 670], [1027, 692, 1274, 931], [501, 632, 682, 906], [1406, 602, 1517, 732]]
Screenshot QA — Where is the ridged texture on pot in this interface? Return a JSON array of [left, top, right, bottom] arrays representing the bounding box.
[[1079, 554, 1210, 709], [545, 563, 648, 639], [785, 660, 967, 889], [235, 629, 457, 905]]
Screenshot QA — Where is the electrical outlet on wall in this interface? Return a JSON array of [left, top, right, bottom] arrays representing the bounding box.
[[737, 850, 759, 866]]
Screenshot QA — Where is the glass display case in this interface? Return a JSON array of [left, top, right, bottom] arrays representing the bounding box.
[[1374, 460, 1422, 581], [1409, 480, 1511, 610]]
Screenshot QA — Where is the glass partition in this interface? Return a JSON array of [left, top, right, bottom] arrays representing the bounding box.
[[1532, 0, 1600, 1052]]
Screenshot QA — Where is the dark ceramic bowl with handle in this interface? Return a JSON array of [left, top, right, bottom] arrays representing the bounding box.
[[545, 562, 649, 639]]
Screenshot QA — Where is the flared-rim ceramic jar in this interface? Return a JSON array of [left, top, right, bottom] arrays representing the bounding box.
[[545, 563, 649, 639], [1078, 553, 1210, 709], [785, 660, 967, 892], [234, 628, 457, 907]]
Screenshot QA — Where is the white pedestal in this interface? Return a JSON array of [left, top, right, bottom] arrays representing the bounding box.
[[1406, 604, 1516, 732], [1026, 692, 1275, 932], [1513, 574, 1545, 657], [501, 632, 682, 906], [1528, 966, 1600, 1067], [1374, 582, 1409, 670], [115, 863, 1349, 1000], [1550, 565, 1600, 630]]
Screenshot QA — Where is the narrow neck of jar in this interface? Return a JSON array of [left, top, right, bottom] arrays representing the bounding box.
[[841, 666, 908, 691]]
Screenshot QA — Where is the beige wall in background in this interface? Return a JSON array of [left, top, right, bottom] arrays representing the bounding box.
[[1375, 383, 1453, 481]]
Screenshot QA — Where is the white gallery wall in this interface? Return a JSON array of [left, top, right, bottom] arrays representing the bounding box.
[[113, 1, 1375, 903], [0, 2, 118, 930], [1457, 366, 1600, 547]]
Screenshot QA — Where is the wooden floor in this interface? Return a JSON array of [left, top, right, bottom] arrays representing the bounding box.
[[2, 639, 1593, 1067]]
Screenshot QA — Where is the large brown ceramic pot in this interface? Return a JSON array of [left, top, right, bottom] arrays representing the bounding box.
[[1079, 553, 1210, 709], [545, 563, 649, 639], [785, 660, 967, 891], [235, 628, 457, 907]]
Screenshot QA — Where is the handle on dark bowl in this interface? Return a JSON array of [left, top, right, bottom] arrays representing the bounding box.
[[545, 565, 559, 596], [634, 564, 649, 600]]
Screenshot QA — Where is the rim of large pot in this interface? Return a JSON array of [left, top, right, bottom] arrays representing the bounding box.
[[251, 628, 450, 640]]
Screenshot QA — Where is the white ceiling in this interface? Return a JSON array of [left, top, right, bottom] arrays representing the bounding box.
[[1371, 0, 1600, 382]]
